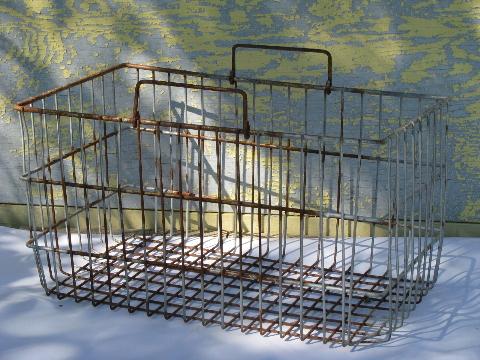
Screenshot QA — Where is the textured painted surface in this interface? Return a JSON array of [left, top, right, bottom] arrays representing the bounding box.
[[0, 0, 479, 222]]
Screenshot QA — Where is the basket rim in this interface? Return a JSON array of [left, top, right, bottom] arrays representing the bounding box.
[[14, 62, 449, 110]]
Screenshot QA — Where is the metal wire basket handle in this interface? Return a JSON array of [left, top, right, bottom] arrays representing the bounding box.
[[229, 43, 333, 94], [132, 79, 250, 138]]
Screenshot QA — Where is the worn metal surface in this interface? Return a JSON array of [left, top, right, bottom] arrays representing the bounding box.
[[17, 50, 447, 344]]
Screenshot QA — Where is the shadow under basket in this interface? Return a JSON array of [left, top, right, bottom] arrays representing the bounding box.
[[17, 45, 447, 345]]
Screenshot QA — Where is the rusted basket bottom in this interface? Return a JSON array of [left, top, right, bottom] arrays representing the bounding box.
[[45, 235, 426, 344]]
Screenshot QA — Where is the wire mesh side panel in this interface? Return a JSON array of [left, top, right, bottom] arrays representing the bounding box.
[[19, 84, 124, 307], [18, 64, 447, 345], [384, 101, 448, 335]]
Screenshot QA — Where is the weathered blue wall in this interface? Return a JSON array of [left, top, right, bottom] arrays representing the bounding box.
[[0, 0, 479, 223]]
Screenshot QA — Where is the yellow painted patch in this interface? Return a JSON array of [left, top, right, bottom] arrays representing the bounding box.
[[24, 0, 53, 13], [230, 9, 248, 25], [451, 62, 473, 75], [398, 17, 452, 38], [460, 197, 480, 220]]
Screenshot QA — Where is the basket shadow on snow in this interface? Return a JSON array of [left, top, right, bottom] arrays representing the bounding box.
[[349, 242, 480, 352]]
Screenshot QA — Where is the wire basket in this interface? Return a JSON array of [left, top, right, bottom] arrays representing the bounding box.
[[16, 44, 448, 345]]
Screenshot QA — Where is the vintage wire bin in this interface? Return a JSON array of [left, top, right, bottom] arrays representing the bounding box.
[[16, 45, 448, 345]]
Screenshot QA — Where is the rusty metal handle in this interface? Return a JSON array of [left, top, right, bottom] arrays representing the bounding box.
[[229, 43, 333, 94], [132, 79, 250, 138]]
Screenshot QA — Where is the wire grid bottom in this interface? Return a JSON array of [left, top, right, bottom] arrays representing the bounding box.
[[46, 234, 425, 344]]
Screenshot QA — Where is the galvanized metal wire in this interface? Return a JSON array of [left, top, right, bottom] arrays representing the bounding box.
[[17, 47, 447, 345]]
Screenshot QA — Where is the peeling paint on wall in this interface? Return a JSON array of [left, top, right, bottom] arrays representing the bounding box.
[[1, 0, 480, 222]]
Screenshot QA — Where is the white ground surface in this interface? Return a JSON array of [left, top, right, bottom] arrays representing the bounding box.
[[0, 226, 479, 360]]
